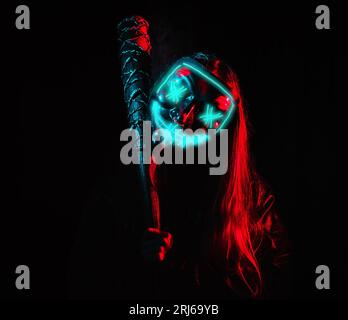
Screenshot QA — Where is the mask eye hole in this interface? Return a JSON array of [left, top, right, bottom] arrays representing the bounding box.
[[165, 80, 188, 104], [199, 103, 224, 129]]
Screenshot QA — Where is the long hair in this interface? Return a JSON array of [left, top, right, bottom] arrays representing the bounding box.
[[150, 53, 273, 297]]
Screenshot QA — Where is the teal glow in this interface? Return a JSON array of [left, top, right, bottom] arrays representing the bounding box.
[[151, 58, 237, 148], [151, 99, 207, 148], [166, 81, 187, 104], [199, 104, 223, 128], [156, 65, 182, 94]]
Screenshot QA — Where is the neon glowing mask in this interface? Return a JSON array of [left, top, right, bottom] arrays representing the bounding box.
[[149, 58, 237, 148]]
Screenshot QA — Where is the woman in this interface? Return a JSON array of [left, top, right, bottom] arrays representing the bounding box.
[[141, 52, 290, 299]]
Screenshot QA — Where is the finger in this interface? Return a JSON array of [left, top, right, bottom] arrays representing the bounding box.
[[142, 237, 167, 250], [142, 244, 166, 256], [142, 246, 166, 262], [147, 227, 161, 234], [143, 228, 162, 241], [143, 229, 174, 250], [161, 232, 173, 250]]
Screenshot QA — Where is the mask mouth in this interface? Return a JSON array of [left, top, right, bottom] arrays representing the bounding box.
[[149, 57, 237, 147], [169, 103, 198, 129]]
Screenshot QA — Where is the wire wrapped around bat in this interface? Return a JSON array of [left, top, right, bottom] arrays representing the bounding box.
[[117, 16, 159, 229]]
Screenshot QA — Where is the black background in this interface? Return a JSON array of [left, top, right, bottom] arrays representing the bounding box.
[[5, 0, 346, 300]]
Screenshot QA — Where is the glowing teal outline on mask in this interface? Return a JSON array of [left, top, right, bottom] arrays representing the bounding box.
[[199, 104, 223, 128], [152, 58, 236, 148]]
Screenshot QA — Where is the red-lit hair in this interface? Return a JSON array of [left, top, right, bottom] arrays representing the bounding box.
[[150, 53, 274, 297]]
